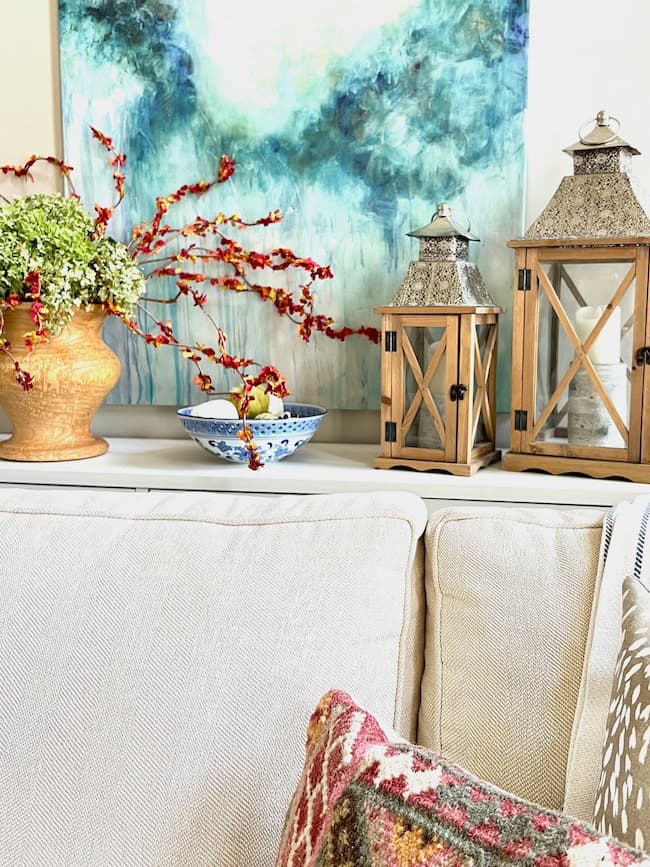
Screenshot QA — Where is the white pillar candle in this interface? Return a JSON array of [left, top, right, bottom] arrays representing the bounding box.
[[574, 306, 621, 365]]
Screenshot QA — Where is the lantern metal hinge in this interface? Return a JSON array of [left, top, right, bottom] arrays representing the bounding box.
[[449, 383, 468, 402], [636, 347, 650, 366], [517, 268, 532, 291], [514, 409, 528, 431], [384, 331, 397, 352], [384, 421, 397, 443]]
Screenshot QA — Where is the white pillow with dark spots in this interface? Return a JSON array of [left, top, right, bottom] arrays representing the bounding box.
[[594, 576, 650, 850]]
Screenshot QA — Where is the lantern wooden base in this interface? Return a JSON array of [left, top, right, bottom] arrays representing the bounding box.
[[503, 452, 650, 483], [375, 449, 501, 476]]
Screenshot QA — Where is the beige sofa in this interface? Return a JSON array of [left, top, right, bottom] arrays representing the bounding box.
[[0, 487, 606, 866]]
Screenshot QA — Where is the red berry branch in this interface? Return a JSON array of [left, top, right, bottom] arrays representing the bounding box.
[[1, 127, 380, 469]]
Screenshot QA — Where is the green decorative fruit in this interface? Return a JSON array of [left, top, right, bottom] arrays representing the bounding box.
[[226, 384, 270, 418]]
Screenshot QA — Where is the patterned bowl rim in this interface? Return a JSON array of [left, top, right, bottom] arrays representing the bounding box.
[[176, 402, 328, 422]]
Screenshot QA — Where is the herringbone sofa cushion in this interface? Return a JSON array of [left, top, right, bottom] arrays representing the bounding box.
[[0, 488, 426, 866], [419, 506, 603, 812], [276, 690, 649, 867]]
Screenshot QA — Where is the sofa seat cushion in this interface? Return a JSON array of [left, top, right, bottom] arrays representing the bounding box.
[[0, 488, 426, 867], [276, 690, 648, 867], [419, 506, 603, 813]]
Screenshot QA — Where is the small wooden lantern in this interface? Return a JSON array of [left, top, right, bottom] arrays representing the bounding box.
[[505, 111, 650, 482], [375, 204, 502, 476]]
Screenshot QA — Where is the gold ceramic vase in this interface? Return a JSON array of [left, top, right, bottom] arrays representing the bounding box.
[[0, 305, 120, 461]]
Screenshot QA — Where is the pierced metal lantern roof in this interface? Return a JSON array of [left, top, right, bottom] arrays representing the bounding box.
[[525, 110, 650, 240], [391, 203, 495, 306]]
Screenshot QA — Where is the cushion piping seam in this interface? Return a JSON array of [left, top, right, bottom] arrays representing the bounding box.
[[1, 508, 423, 531], [393, 529, 425, 737]]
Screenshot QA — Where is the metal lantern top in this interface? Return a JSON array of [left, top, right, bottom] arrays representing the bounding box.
[[391, 203, 495, 306], [525, 110, 650, 240], [406, 202, 480, 241], [563, 110, 640, 157]]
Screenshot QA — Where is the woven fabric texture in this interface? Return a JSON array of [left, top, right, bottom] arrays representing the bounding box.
[[0, 488, 427, 866], [565, 497, 650, 822], [419, 506, 603, 812], [275, 690, 649, 867], [594, 577, 650, 849]]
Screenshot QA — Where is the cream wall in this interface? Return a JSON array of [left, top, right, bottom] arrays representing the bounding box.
[[2, 0, 650, 441], [526, 0, 650, 225], [3, 1, 62, 195]]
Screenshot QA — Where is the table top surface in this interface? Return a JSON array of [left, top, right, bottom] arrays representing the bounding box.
[[0, 436, 648, 507]]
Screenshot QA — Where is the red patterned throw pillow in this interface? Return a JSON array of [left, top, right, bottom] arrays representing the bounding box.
[[275, 690, 650, 867]]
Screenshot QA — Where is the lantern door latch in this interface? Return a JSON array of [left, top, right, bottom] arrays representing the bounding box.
[[636, 346, 650, 365], [517, 268, 532, 291], [514, 409, 528, 431], [449, 384, 467, 402], [384, 331, 397, 352], [384, 421, 397, 443]]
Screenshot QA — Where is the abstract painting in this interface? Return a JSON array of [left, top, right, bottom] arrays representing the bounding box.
[[58, 0, 528, 408]]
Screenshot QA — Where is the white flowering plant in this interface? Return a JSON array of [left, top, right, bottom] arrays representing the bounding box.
[[0, 192, 144, 368]]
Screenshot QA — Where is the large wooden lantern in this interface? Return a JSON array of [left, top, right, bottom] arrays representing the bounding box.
[[505, 111, 650, 482], [375, 204, 502, 476]]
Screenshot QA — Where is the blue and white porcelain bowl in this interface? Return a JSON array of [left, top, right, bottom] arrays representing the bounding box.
[[177, 403, 327, 463]]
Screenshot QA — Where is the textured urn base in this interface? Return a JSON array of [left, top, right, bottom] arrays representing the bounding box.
[[0, 306, 120, 463], [0, 435, 109, 462]]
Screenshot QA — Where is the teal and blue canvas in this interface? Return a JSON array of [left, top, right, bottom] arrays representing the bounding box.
[[58, 0, 528, 408]]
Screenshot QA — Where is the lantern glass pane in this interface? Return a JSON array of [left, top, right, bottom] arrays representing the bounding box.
[[402, 324, 447, 451], [472, 322, 491, 448], [533, 258, 635, 450]]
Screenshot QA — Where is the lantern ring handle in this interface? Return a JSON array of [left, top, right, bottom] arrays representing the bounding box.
[[449, 207, 472, 234], [578, 113, 620, 145]]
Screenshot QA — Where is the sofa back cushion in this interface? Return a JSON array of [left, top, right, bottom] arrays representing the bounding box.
[[419, 506, 603, 812], [0, 488, 426, 867]]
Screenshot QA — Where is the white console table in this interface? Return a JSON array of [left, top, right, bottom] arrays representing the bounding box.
[[0, 437, 648, 509]]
